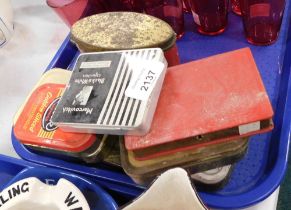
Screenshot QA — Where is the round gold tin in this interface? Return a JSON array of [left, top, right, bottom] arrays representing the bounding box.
[[71, 12, 180, 66]]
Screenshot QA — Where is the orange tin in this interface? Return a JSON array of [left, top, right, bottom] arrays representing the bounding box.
[[14, 83, 97, 153]]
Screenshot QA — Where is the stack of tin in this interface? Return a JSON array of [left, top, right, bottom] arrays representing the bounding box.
[[120, 48, 274, 185], [13, 12, 274, 191]]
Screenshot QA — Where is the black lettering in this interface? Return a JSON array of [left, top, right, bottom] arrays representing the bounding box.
[[148, 70, 155, 75], [143, 81, 150, 86], [140, 86, 149, 91], [8, 189, 12, 199], [70, 208, 83, 210], [0, 195, 9, 204], [12, 186, 21, 197], [64, 192, 79, 207], [146, 75, 154, 80], [21, 182, 29, 193]]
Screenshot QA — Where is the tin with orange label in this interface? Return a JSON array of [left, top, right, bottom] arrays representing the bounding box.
[[13, 70, 113, 163]]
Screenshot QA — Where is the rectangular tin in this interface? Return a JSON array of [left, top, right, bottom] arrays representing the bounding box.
[[13, 69, 112, 163], [52, 49, 168, 135], [120, 137, 248, 185], [125, 48, 273, 160]]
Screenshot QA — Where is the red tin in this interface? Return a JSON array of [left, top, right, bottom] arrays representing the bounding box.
[[125, 48, 274, 160]]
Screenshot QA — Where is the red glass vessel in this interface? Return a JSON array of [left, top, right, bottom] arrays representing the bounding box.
[[103, 0, 144, 12], [188, 0, 229, 35], [182, 0, 192, 13], [239, 0, 285, 45], [47, 0, 144, 27], [231, 0, 241, 15], [144, 0, 185, 39], [47, 0, 106, 27]]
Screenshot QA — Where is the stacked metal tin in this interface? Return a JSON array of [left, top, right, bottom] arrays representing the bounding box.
[[120, 137, 248, 185], [121, 48, 274, 185], [13, 69, 113, 163], [13, 12, 275, 192], [51, 48, 168, 136]]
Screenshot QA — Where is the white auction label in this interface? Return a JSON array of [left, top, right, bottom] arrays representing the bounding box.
[[125, 59, 165, 101]]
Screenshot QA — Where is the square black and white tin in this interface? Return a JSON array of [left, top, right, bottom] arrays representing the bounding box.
[[52, 48, 167, 135]]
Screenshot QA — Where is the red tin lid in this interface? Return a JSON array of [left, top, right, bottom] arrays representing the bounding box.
[[14, 83, 96, 152], [125, 48, 273, 156]]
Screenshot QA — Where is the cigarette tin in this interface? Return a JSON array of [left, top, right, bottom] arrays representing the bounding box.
[[13, 69, 111, 163], [52, 49, 168, 135]]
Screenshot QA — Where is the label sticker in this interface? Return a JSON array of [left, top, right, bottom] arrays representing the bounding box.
[[80, 60, 111, 69], [238, 121, 260, 135], [125, 59, 165, 101], [192, 11, 201, 26]]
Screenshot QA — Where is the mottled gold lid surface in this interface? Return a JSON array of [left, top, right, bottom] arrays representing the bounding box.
[[71, 12, 175, 51]]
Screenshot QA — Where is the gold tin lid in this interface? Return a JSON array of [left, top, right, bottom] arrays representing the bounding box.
[[71, 12, 175, 51], [75, 32, 177, 53]]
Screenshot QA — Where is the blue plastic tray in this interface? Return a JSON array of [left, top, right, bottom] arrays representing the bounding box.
[[0, 155, 39, 190], [11, 1, 291, 208], [3, 166, 118, 210], [0, 155, 118, 209]]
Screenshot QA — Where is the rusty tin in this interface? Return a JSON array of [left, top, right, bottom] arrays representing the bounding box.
[[70, 12, 180, 66], [120, 137, 248, 185]]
